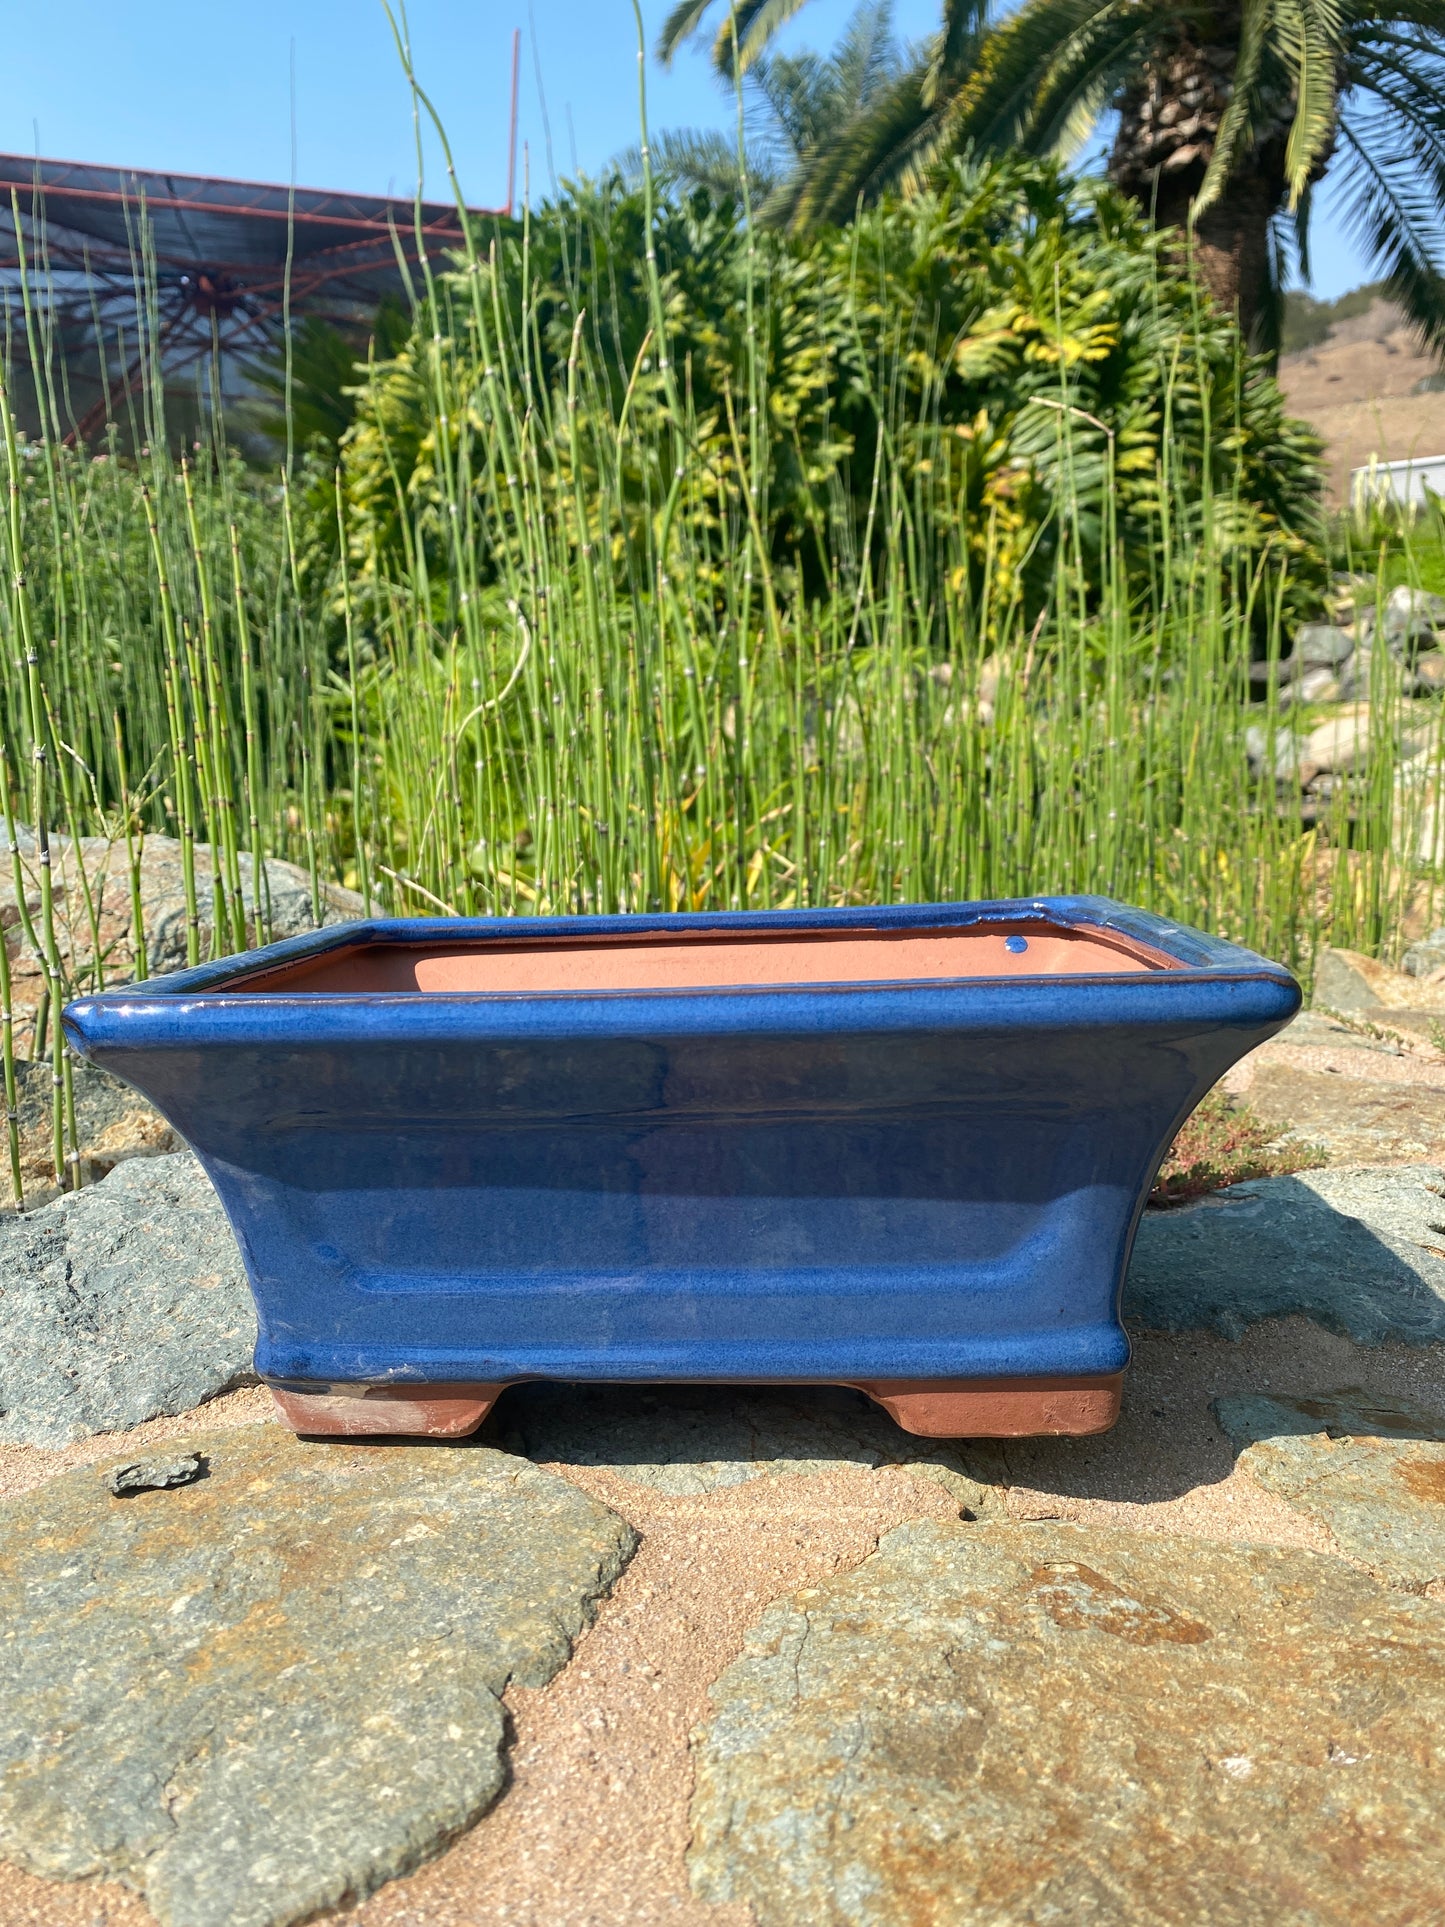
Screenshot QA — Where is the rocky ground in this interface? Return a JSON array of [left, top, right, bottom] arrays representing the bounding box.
[[3, 953, 1445, 1925]]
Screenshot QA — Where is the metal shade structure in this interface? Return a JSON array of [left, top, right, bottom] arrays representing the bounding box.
[[0, 31, 518, 444]]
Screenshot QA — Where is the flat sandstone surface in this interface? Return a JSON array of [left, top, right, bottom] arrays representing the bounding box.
[[4, 1304, 1444, 1927], [690, 1520, 1445, 1926]]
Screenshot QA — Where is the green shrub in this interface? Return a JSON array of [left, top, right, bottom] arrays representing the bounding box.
[[335, 154, 1325, 630]]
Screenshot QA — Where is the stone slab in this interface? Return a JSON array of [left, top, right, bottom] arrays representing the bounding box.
[[0, 1151, 255, 1447], [0, 1423, 635, 1927], [503, 1381, 999, 1514], [689, 1518, 1445, 1925], [1126, 1163, 1445, 1343], [1245, 1059, 1445, 1163], [1215, 1388, 1445, 1587]]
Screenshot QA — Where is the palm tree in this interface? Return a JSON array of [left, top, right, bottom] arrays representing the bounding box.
[[658, 0, 1445, 350], [644, 0, 906, 208]]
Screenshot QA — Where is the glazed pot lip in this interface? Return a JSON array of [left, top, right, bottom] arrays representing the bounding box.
[[65, 895, 1299, 1008], [61, 896, 1301, 1050]]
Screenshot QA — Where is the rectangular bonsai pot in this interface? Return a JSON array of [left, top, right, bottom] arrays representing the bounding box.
[[63, 898, 1299, 1440]]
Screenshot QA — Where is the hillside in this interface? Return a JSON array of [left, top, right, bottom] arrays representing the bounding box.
[[1277, 294, 1445, 501]]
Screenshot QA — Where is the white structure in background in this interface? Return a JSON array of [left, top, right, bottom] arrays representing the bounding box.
[[1352, 451, 1445, 512]]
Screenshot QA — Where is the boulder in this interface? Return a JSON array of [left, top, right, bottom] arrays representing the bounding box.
[[0, 827, 364, 1046], [1311, 943, 1445, 1036], [1244, 724, 1307, 782], [1290, 665, 1342, 706], [0, 1150, 254, 1447], [1312, 944, 1445, 1015], [139, 843, 365, 976], [10, 1055, 177, 1198], [1329, 569, 1377, 623], [1242, 1058, 1445, 1164], [1215, 1389, 1445, 1588], [1248, 654, 1305, 688], [0, 1424, 636, 1927], [1124, 1164, 1445, 1344], [689, 1519, 1445, 1926], [1300, 705, 1380, 776], [1381, 583, 1445, 652], [1403, 927, 1445, 979], [1294, 621, 1356, 668]]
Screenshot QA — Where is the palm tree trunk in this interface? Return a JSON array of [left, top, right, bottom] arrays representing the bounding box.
[[1109, 30, 1288, 346], [1147, 167, 1283, 345]]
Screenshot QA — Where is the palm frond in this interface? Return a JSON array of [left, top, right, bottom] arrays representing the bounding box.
[[1335, 109, 1445, 347], [658, 127, 779, 199], [942, 0, 1169, 154], [781, 57, 941, 227], [926, 0, 994, 104], [1293, 179, 1315, 282], [834, 0, 904, 105], [655, 0, 720, 68], [1194, 0, 1273, 218], [1278, 0, 1347, 207], [743, 0, 908, 181], [712, 0, 820, 73], [1025, 13, 1174, 159]]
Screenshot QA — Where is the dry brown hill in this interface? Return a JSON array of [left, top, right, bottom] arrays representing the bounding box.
[[1278, 298, 1445, 501]]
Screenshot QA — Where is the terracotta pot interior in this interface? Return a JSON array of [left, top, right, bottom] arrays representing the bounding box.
[[221, 922, 1180, 995]]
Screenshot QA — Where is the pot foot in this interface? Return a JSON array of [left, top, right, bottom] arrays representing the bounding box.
[[854, 1374, 1123, 1438], [268, 1383, 504, 1439]]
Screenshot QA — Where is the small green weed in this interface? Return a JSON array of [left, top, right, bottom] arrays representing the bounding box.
[[1150, 1088, 1327, 1208]]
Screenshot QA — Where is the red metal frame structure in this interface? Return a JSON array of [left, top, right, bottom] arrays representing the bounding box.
[[0, 29, 521, 444]]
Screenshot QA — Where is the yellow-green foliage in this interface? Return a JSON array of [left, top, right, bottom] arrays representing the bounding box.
[[335, 154, 1324, 625]]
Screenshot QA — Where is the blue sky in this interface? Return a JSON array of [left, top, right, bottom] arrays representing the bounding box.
[[0, 0, 1373, 297]]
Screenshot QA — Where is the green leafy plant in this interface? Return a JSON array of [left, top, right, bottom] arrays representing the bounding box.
[[335, 154, 1325, 626], [1150, 1086, 1327, 1206]]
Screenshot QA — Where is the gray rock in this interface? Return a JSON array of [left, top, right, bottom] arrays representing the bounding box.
[[1244, 723, 1306, 782], [0, 1151, 254, 1446], [505, 1382, 998, 1514], [689, 1519, 1445, 1926], [1125, 1164, 1445, 1343], [0, 1423, 636, 1927], [0, 827, 364, 1035], [1215, 1389, 1445, 1588], [1247, 653, 1305, 688], [105, 1451, 206, 1496], [1300, 707, 1384, 775], [1312, 944, 1396, 1013], [1294, 621, 1356, 668], [1404, 926, 1445, 978], [1310, 943, 1445, 1023], [1382, 583, 1445, 652], [1291, 664, 1342, 704], [1334, 649, 1363, 700], [142, 845, 365, 975], [1243, 1057, 1445, 1164]]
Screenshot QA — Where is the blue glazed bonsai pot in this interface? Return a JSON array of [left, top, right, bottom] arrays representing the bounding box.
[[64, 898, 1298, 1439]]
